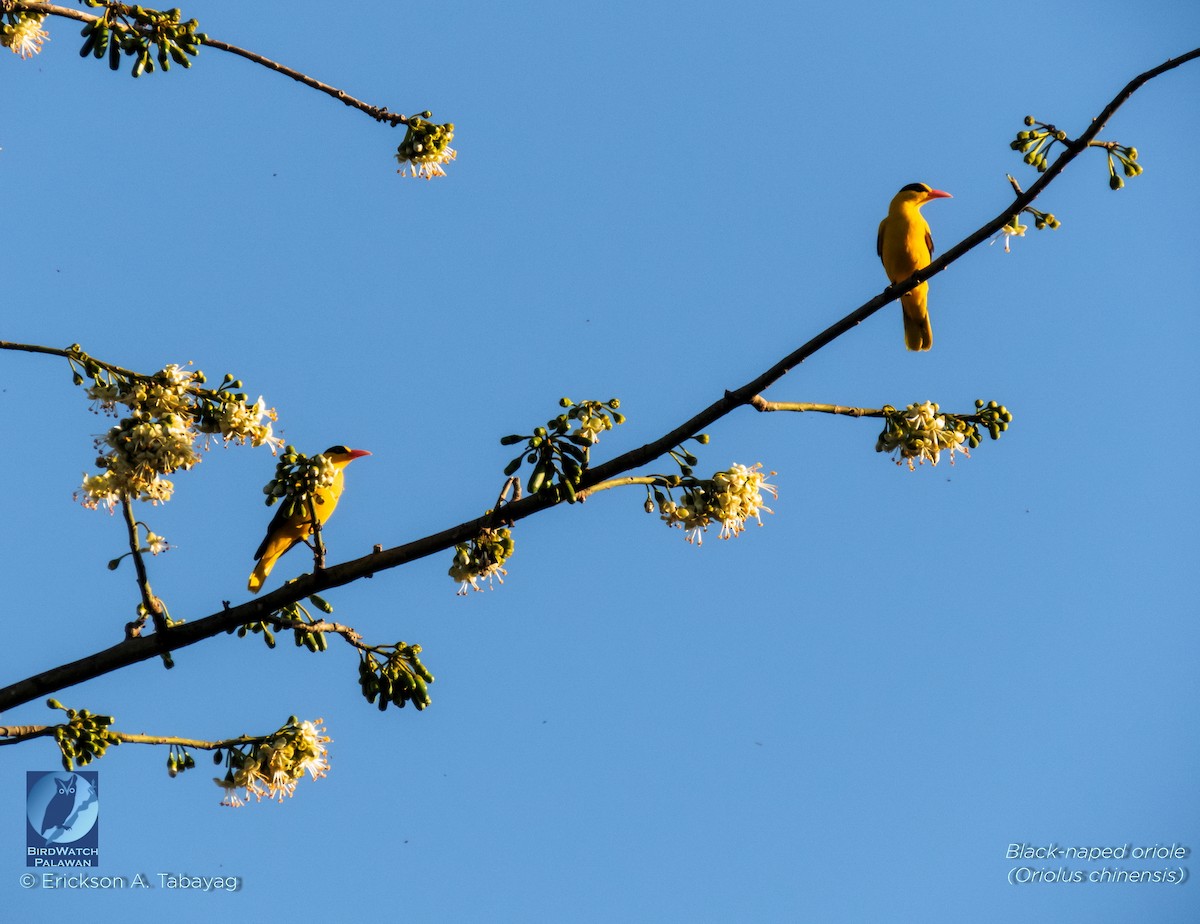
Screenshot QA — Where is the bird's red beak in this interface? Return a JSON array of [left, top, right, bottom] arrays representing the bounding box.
[[925, 189, 953, 200], [346, 449, 372, 461]]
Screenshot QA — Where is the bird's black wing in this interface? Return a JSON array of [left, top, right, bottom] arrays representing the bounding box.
[[254, 504, 294, 561]]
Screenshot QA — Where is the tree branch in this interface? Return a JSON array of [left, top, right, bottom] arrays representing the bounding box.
[[0, 723, 268, 750], [2, 49, 1197, 714], [11, 2, 411, 125]]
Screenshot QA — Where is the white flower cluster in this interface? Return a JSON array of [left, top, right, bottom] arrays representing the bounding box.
[[448, 528, 514, 595], [395, 118, 457, 179], [213, 719, 331, 807], [990, 216, 1027, 253], [199, 395, 280, 449], [398, 147, 458, 180], [876, 401, 969, 469], [145, 531, 171, 555], [660, 463, 777, 545], [575, 411, 612, 444], [1, 14, 50, 59], [77, 364, 280, 510], [80, 413, 198, 509]]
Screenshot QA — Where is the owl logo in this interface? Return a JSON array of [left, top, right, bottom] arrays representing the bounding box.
[[25, 771, 100, 853], [41, 775, 79, 836]]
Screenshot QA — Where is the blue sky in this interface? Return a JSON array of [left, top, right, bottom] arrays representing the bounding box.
[[3, 1, 1199, 921]]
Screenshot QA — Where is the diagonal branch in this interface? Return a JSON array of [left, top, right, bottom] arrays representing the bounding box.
[[2, 49, 1197, 714]]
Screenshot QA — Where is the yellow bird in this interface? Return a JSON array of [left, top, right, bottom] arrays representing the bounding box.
[[248, 446, 371, 594], [877, 183, 952, 351]]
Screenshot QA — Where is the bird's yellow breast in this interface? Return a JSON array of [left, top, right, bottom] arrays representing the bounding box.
[[312, 467, 347, 524], [878, 204, 933, 284]]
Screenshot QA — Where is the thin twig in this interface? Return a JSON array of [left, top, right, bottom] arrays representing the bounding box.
[[750, 398, 883, 417], [0, 340, 140, 380], [11, 2, 410, 125], [576, 475, 660, 500], [0, 724, 268, 749], [305, 494, 327, 571], [120, 495, 167, 635], [260, 614, 365, 650], [0, 725, 56, 744], [201, 36, 408, 125], [110, 730, 263, 749]]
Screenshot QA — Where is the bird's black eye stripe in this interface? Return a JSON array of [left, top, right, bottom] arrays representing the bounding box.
[[899, 182, 930, 193], [323, 445, 351, 455]]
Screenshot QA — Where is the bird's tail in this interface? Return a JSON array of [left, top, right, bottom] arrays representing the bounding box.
[[248, 539, 288, 594], [247, 558, 271, 594], [248, 523, 306, 593], [901, 291, 933, 352]]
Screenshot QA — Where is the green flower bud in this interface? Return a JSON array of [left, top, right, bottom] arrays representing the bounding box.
[[1109, 174, 1124, 190], [1024, 115, 1035, 126]]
